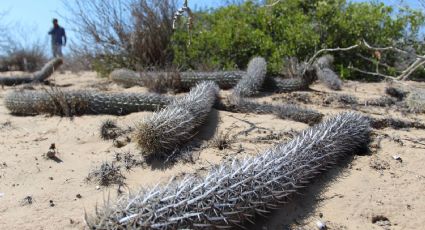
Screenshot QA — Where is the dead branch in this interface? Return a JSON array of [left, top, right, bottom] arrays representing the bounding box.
[[172, 0, 193, 45], [306, 40, 424, 81]]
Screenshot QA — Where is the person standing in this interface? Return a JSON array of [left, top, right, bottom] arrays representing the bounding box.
[[48, 18, 66, 58]]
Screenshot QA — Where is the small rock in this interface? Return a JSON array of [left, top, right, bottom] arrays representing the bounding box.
[[46, 143, 57, 158], [49, 200, 55, 207], [316, 220, 327, 230], [392, 155, 402, 162], [76, 194, 82, 199], [96, 186, 100, 190]]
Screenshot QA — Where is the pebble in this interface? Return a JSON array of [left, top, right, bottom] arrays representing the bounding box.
[[316, 220, 327, 230]]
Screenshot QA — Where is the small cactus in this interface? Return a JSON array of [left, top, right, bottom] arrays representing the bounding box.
[[314, 55, 342, 90], [0, 58, 63, 86], [263, 74, 315, 93], [86, 112, 371, 229], [135, 82, 219, 157], [385, 86, 408, 100], [233, 57, 267, 97], [315, 54, 335, 69], [370, 117, 425, 130], [5, 89, 172, 116], [110, 70, 244, 91], [109, 69, 142, 88], [324, 94, 358, 106], [406, 88, 425, 113], [224, 96, 323, 125], [274, 103, 324, 125], [180, 71, 244, 90], [364, 96, 396, 107], [315, 67, 342, 90]]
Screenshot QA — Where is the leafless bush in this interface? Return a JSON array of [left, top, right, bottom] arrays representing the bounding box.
[[86, 162, 126, 187], [62, 0, 177, 74], [0, 22, 48, 72]]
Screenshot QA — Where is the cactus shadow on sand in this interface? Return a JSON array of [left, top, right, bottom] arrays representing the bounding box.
[[248, 152, 363, 229]]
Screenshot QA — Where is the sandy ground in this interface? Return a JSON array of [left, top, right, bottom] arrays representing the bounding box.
[[0, 71, 424, 230]]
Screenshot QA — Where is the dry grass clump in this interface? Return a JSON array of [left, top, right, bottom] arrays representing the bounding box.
[[86, 162, 125, 187], [5, 89, 172, 116], [406, 88, 425, 113], [86, 112, 370, 229], [209, 130, 234, 150], [100, 120, 124, 140], [114, 152, 143, 171], [136, 81, 219, 157]]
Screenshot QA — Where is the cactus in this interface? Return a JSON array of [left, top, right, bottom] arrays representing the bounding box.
[[364, 96, 396, 107], [385, 86, 408, 100], [110, 70, 244, 91], [315, 67, 342, 90], [5, 89, 172, 116], [274, 103, 323, 125], [109, 69, 142, 88], [86, 112, 371, 229], [324, 94, 358, 106], [315, 54, 335, 69], [222, 96, 323, 125], [313, 55, 342, 90], [135, 82, 219, 157], [180, 71, 244, 90], [263, 76, 314, 93], [370, 117, 425, 130], [233, 57, 267, 97], [0, 58, 63, 86], [406, 89, 425, 113]]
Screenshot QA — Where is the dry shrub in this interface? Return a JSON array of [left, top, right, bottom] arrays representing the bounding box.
[[63, 0, 176, 75], [0, 48, 47, 72], [406, 88, 425, 113], [86, 162, 126, 187]]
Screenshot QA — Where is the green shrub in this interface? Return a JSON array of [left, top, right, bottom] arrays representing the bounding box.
[[172, 0, 424, 77]]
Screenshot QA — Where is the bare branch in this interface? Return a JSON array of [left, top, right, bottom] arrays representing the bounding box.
[[306, 40, 424, 81], [348, 66, 398, 80], [306, 44, 360, 68]]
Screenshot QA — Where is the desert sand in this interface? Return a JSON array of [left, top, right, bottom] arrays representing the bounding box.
[[0, 71, 424, 230]]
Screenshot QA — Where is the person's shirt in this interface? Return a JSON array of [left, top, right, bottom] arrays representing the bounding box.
[[48, 26, 66, 45]]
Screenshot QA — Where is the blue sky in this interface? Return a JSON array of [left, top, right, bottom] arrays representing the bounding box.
[[1, 0, 422, 53], [0, 0, 225, 50]]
